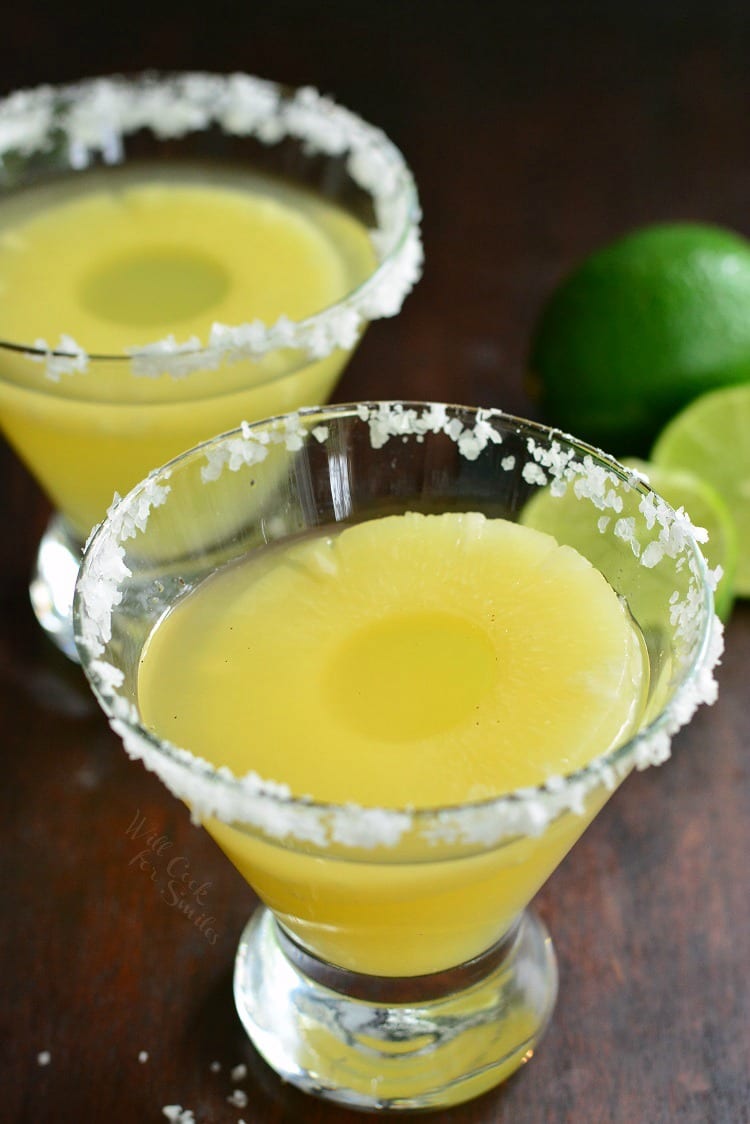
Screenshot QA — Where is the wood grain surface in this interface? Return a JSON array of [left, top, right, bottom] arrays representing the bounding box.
[[1, 4, 748, 1122]]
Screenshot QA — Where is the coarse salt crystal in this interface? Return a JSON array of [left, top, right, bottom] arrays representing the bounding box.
[[162, 1108, 194, 1124], [521, 462, 547, 487]]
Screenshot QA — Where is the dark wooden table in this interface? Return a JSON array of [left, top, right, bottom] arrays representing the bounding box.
[[1, 4, 748, 1122]]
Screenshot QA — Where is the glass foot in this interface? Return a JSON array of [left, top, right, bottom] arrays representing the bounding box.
[[233, 906, 558, 1111], [29, 513, 82, 662]]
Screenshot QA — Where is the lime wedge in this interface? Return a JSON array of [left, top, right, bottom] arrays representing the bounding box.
[[652, 383, 750, 598], [621, 459, 737, 620]]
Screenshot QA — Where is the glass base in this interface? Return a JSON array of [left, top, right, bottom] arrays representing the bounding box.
[[29, 513, 82, 663], [233, 906, 558, 1112]]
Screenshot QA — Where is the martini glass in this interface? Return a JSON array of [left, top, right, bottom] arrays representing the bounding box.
[[74, 402, 721, 1112], [0, 73, 421, 658]]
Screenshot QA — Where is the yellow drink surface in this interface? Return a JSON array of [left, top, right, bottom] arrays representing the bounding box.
[[0, 167, 376, 536], [140, 511, 646, 804], [139, 513, 648, 975]]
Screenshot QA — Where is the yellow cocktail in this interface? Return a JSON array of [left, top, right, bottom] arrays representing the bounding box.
[[74, 403, 721, 1110], [139, 511, 648, 975], [0, 168, 376, 537], [0, 73, 421, 655]]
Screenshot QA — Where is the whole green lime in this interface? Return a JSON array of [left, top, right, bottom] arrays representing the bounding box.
[[529, 223, 750, 454]]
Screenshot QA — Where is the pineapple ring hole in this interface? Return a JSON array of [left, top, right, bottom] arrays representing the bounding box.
[[79, 247, 230, 327], [325, 610, 497, 743]]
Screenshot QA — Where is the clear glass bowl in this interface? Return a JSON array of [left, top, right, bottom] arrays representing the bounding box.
[[74, 402, 721, 1111], [0, 73, 421, 656]]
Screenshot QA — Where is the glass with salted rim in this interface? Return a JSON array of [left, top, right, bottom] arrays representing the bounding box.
[[0, 73, 421, 658], [74, 402, 721, 1112]]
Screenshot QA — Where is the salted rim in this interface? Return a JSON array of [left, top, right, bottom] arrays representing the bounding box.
[[74, 402, 723, 851], [0, 72, 422, 379]]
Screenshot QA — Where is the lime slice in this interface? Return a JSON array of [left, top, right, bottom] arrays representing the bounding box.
[[652, 383, 750, 598], [621, 459, 737, 620], [520, 456, 735, 624]]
